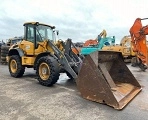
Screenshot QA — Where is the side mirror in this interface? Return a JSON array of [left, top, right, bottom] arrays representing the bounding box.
[[53, 30, 59, 35], [56, 30, 59, 35]]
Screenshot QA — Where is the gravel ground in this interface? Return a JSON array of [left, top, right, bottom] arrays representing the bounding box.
[[0, 63, 148, 120]]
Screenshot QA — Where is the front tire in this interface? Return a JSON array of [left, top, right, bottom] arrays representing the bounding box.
[[9, 55, 25, 77], [36, 56, 60, 86]]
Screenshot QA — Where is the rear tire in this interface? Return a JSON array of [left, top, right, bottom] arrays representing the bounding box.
[[8, 55, 25, 77], [36, 56, 60, 86]]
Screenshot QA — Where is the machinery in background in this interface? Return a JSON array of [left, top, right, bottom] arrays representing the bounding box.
[[6, 37, 23, 46], [83, 39, 98, 47], [0, 40, 5, 46], [74, 42, 84, 47], [130, 18, 148, 71], [7, 22, 141, 110], [0, 40, 5, 62], [102, 35, 136, 63], [72, 42, 84, 55], [83, 29, 107, 47], [0, 37, 23, 64], [80, 30, 115, 56]]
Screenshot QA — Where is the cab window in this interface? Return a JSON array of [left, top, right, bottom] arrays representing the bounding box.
[[26, 26, 34, 43]]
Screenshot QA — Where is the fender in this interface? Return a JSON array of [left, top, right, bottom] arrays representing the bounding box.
[[8, 48, 24, 57], [33, 52, 58, 70]]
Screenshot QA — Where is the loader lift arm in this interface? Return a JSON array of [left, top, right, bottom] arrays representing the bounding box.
[[130, 18, 148, 70], [48, 38, 81, 79]]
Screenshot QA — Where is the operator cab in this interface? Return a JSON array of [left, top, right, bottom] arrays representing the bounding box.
[[23, 22, 55, 48]]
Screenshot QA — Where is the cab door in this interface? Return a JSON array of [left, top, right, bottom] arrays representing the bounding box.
[[34, 29, 45, 55], [21, 25, 35, 55]]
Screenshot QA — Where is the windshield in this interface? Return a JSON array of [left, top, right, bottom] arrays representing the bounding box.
[[36, 25, 54, 42]]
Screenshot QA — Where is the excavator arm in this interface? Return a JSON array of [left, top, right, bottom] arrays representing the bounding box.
[[95, 29, 107, 42], [130, 18, 148, 70], [99, 29, 107, 38]]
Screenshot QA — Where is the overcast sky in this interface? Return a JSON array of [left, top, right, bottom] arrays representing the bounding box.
[[0, 0, 148, 43]]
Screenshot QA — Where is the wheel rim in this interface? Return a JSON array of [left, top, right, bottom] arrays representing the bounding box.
[[39, 62, 50, 80], [10, 59, 17, 73]]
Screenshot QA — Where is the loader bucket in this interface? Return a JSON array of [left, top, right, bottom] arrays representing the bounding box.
[[76, 51, 142, 110]]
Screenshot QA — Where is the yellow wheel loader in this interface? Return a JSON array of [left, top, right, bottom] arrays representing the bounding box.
[[102, 35, 136, 63], [7, 22, 142, 110]]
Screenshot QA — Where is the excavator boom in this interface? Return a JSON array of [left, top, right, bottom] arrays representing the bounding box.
[[130, 18, 148, 69]]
